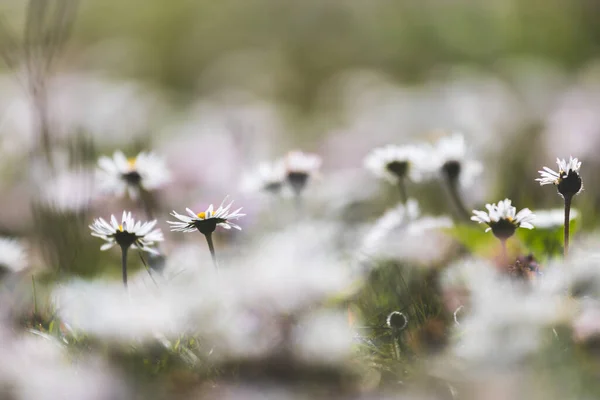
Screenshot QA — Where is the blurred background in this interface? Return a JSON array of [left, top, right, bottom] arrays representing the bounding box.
[[0, 1, 600, 398]]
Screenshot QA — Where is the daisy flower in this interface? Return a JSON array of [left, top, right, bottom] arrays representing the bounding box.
[[0, 238, 27, 274], [89, 211, 163, 255], [431, 133, 482, 187], [536, 156, 583, 198], [168, 197, 245, 235], [284, 151, 322, 195], [168, 197, 245, 269], [364, 144, 428, 185], [97, 150, 170, 199], [536, 156, 583, 257], [471, 198, 535, 240], [242, 159, 287, 194]]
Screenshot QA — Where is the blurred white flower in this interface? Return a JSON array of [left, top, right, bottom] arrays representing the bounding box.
[[364, 144, 428, 184], [242, 159, 287, 195], [360, 200, 453, 266], [97, 150, 170, 199], [0, 330, 126, 400], [430, 132, 482, 187], [284, 151, 322, 195], [533, 208, 579, 229], [361, 200, 420, 251], [536, 156, 583, 198], [37, 168, 96, 213], [292, 310, 354, 366], [168, 197, 245, 234], [442, 258, 572, 369], [89, 211, 163, 254], [471, 198, 535, 239], [0, 238, 27, 273]]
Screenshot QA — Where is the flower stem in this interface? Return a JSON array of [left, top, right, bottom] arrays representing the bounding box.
[[391, 334, 401, 361], [500, 238, 508, 269], [32, 275, 38, 316], [139, 187, 155, 220], [397, 178, 407, 204], [120, 245, 129, 288], [444, 178, 470, 222], [204, 232, 218, 270], [564, 194, 572, 257]]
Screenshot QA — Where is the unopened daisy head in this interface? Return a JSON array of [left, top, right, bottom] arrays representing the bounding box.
[[536, 156, 583, 198], [284, 151, 322, 195], [364, 144, 427, 184], [168, 196, 245, 235], [97, 150, 170, 199], [386, 311, 408, 331], [431, 132, 483, 186], [89, 211, 163, 254], [471, 198, 535, 240]]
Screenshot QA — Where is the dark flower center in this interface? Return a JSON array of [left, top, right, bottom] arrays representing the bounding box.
[[122, 171, 142, 186], [490, 218, 517, 240], [442, 160, 461, 182], [557, 170, 582, 197], [386, 161, 409, 179], [264, 181, 283, 194], [193, 218, 227, 235], [287, 172, 309, 195], [388, 312, 407, 330], [113, 230, 140, 248]]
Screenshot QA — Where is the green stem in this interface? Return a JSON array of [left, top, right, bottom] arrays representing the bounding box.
[[121, 245, 129, 288], [500, 238, 508, 269], [444, 178, 471, 222], [397, 178, 407, 204], [392, 333, 401, 361], [204, 233, 218, 270], [139, 187, 154, 220], [564, 195, 572, 257], [32, 275, 37, 316]]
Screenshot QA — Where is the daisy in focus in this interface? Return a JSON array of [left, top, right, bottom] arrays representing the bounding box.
[[168, 197, 245, 235], [284, 151, 322, 195], [168, 197, 245, 269], [431, 133, 482, 187], [364, 144, 428, 185], [97, 151, 170, 199], [536, 156, 583, 198], [536, 156, 583, 256], [471, 198, 535, 240], [0, 237, 27, 274], [89, 211, 164, 255]]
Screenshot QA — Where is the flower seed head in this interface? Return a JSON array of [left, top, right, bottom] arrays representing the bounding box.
[[386, 311, 408, 331]]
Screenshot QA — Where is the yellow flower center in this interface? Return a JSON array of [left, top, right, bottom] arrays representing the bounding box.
[[197, 212, 207, 219], [118, 225, 124, 231], [127, 157, 137, 169]]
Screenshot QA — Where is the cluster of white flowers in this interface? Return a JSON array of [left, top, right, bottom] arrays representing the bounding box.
[[243, 150, 322, 196], [363, 132, 482, 187]]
